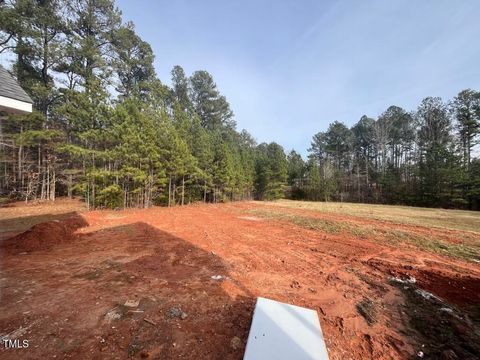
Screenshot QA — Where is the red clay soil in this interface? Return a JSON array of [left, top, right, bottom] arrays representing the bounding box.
[[2, 216, 88, 254], [0, 200, 479, 360]]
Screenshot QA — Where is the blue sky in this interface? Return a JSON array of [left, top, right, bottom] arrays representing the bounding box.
[[117, 0, 480, 156]]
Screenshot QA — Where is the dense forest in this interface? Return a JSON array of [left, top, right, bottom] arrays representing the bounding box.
[[0, 0, 479, 210], [291, 94, 480, 209]]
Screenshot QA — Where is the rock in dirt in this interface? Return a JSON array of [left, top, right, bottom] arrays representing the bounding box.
[[167, 307, 188, 320], [140, 350, 150, 358], [230, 336, 243, 350], [290, 280, 301, 289], [415, 289, 441, 301], [389, 276, 416, 284], [124, 299, 140, 308], [104, 307, 122, 322]]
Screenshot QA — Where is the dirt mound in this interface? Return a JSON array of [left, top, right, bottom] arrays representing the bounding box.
[[1, 215, 88, 254]]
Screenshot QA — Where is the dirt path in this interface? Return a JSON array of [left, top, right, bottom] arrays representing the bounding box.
[[1, 200, 479, 359]]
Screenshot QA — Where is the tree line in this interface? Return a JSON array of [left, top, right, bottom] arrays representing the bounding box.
[[1, 0, 479, 210], [0, 0, 288, 208], [289, 93, 480, 209]]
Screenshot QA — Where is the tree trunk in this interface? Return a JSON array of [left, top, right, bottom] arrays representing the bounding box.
[[181, 176, 185, 206], [92, 179, 95, 209], [365, 153, 369, 198], [168, 176, 172, 207], [123, 184, 127, 210], [50, 167, 55, 201], [46, 162, 50, 200], [86, 182, 90, 210], [68, 174, 73, 198], [204, 180, 207, 203], [18, 143, 22, 189], [357, 163, 360, 201], [16, 125, 23, 190]]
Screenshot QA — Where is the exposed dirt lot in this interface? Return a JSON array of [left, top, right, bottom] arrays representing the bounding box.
[[1, 199, 480, 359]]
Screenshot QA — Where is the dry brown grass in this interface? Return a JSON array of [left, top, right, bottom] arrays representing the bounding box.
[[262, 199, 480, 233], [247, 204, 480, 262]]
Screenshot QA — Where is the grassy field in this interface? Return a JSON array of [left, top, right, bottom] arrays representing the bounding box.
[[249, 200, 480, 262], [263, 199, 480, 233]]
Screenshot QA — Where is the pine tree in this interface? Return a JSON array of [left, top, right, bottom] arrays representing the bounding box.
[[254, 142, 287, 200], [112, 22, 155, 100], [416, 97, 453, 206], [190, 70, 235, 131], [171, 65, 191, 111]]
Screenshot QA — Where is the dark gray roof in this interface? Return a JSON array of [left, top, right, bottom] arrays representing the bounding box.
[[0, 65, 33, 104]]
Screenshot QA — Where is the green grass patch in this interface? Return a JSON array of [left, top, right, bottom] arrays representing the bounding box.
[[382, 229, 480, 262], [0, 196, 11, 205], [247, 208, 370, 236]]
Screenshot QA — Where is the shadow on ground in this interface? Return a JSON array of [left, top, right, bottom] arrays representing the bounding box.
[[0, 220, 255, 359]]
